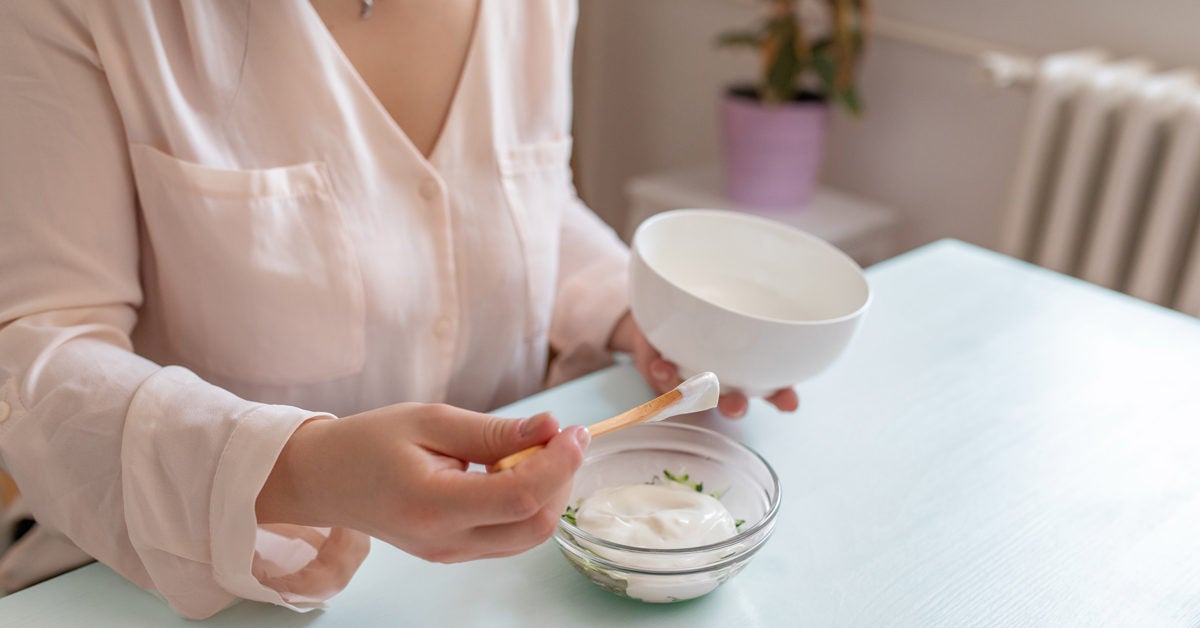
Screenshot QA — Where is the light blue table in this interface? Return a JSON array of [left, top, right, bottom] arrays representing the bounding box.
[[5, 240, 1200, 626]]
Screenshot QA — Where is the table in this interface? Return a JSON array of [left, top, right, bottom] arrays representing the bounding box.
[[5, 240, 1200, 626], [623, 164, 900, 266]]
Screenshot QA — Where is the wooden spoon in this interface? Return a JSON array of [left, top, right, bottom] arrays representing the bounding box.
[[492, 372, 720, 472]]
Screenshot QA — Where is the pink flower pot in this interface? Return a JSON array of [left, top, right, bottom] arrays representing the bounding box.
[[719, 89, 828, 208]]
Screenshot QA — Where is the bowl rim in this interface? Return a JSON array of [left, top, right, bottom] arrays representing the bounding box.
[[631, 208, 872, 326], [555, 422, 782, 573], [555, 525, 775, 576]]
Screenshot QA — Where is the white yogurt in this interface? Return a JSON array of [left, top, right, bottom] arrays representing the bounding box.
[[576, 482, 737, 551], [573, 480, 741, 602]]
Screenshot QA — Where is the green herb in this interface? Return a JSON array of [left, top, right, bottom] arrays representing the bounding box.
[[562, 504, 578, 526], [662, 469, 704, 493], [735, 519, 746, 531]]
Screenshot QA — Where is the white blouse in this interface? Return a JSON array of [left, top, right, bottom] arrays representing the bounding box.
[[0, 0, 628, 618]]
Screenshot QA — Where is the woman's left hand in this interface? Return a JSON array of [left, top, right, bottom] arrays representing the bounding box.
[[607, 312, 799, 419]]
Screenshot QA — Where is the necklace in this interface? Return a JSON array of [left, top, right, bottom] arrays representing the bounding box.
[[360, 0, 374, 19]]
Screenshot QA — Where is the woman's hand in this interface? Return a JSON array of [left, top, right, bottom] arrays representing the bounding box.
[[608, 312, 799, 419], [256, 404, 588, 563]]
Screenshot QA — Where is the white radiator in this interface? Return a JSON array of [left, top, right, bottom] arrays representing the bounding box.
[[998, 50, 1200, 317]]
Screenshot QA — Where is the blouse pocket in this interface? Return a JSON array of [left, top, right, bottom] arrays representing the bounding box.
[[128, 144, 365, 385], [496, 138, 573, 339]]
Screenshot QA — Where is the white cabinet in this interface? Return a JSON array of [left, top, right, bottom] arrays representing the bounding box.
[[624, 165, 901, 266]]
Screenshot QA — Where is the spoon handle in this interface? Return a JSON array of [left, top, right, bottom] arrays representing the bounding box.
[[492, 388, 683, 472], [585, 388, 683, 438]]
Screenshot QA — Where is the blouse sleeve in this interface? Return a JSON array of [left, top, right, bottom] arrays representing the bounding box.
[[543, 0, 631, 385], [546, 188, 631, 386], [0, 2, 368, 619]]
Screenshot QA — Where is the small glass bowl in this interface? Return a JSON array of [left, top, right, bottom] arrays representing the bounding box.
[[554, 422, 781, 603]]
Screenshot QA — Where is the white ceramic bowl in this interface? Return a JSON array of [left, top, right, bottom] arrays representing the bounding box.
[[630, 209, 870, 396], [555, 422, 780, 603]]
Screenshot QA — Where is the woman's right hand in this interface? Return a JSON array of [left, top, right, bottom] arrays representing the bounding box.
[[256, 403, 589, 562]]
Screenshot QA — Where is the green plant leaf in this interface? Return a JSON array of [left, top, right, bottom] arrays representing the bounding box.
[[720, 2, 868, 113], [716, 30, 763, 48], [763, 16, 800, 103], [811, 45, 838, 98], [838, 86, 863, 116]]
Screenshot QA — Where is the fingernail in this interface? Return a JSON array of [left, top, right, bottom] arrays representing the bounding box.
[[572, 427, 591, 449], [519, 414, 548, 438], [720, 398, 747, 419]]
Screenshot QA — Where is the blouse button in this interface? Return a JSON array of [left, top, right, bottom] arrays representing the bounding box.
[[419, 178, 440, 200], [0, 400, 11, 423]]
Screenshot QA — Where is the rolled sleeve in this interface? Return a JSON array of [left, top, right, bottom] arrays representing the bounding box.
[[121, 367, 369, 617]]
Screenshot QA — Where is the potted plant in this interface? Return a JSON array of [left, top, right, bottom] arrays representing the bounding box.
[[717, 0, 870, 208]]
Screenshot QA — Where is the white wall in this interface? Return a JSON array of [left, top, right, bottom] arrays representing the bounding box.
[[573, 0, 1200, 253]]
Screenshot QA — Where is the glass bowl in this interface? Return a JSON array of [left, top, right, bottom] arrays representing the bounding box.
[[554, 422, 781, 603]]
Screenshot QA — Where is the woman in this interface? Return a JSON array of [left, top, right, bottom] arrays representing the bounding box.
[[0, 0, 797, 618]]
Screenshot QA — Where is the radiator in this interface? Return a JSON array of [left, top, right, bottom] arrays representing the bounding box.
[[998, 50, 1200, 317]]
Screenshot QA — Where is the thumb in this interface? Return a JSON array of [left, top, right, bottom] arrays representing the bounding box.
[[419, 407, 561, 464]]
